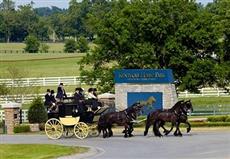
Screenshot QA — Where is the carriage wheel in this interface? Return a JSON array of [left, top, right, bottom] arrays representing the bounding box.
[[45, 118, 63, 139], [74, 122, 89, 139], [89, 125, 99, 137], [63, 127, 74, 138]]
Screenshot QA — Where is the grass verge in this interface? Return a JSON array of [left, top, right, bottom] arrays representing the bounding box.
[[0, 144, 88, 159]]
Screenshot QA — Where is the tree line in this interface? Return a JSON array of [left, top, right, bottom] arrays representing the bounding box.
[[0, 0, 229, 93]]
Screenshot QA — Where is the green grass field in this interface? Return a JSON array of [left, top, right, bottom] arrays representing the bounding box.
[[0, 53, 86, 78], [0, 42, 65, 51], [180, 97, 230, 109], [0, 144, 88, 159]]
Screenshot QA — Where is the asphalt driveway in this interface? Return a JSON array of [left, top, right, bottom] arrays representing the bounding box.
[[1, 130, 230, 159]]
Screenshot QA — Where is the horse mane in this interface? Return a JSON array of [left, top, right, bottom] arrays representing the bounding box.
[[169, 100, 184, 111]]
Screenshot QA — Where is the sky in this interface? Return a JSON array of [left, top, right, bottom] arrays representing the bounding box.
[[0, 0, 214, 9]]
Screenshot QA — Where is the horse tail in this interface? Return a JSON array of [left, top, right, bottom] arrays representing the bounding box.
[[144, 113, 151, 136]]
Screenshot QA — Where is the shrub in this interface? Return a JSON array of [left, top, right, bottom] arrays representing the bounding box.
[[39, 123, 45, 131], [190, 121, 230, 127], [28, 97, 48, 123], [0, 121, 3, 128], [24, 35, 40, 53], [225, 117, 230, 122], [207, 115, 228, 122], [39, 43, 50, 53], [76, 36, 89, 53], [14, 125, 30, 133], [64, 39, 77, 53]]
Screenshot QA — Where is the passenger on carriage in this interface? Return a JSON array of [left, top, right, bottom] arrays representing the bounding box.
[[73, 87, 87, 114], [56, 83, 67, 102], [87, 88, 101, 111], [44, 89, 52, 110], [50, 90, 56, 103]]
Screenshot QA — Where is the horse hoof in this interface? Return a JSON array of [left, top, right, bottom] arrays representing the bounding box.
[[129, 134, 134, 137], [187, 128, 191, 133], [124, 135, 128, 138], [144, 131, 148, 136]]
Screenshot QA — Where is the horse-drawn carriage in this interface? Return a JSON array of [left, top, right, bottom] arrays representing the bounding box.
[[45, 97, 112, 139]]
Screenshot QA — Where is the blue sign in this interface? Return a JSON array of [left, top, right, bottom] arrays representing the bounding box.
[[127, 92, 163, 115], [114, 69, 174, 83]]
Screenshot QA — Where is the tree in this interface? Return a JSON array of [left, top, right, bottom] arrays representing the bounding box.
[[64, 39, 77, 53], [80, 0, 227, 93], [24, 35, 40, 53], [0, 0, 15, 42], [39, 43, 50, 53], [76, 36, 89, 52], [28, 97, 48, 123]]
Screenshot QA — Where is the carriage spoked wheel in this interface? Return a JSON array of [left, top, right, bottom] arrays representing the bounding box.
[[74, 122, 89, 139], [89, 125, 99, 137], [45, 118, 63, 139], [63, 127, 74, 138]]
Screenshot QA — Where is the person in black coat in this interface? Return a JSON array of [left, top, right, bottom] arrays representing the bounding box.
[[74, 88, 87, 113], [44, 89, 52, 110], [50, 90, 56, 103], [56, 83, 67, 102]]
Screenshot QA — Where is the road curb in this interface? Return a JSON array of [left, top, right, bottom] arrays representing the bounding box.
[[58, 146, 105, 159]]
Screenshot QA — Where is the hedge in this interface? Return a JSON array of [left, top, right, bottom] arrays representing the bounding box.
[[14, 125, 30, 133], [207, 115, 229, 122], [0, 121, 3, 128]]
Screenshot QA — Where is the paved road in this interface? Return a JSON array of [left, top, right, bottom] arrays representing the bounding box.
[[1, 131, 230, 159]]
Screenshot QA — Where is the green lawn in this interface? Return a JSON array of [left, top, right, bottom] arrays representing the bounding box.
[[0, 144, 88, 159], [0, 53, 85, 78], [180, 97, 230, 109], [0, 42, 95, 52], [0, 43, 64, 51]]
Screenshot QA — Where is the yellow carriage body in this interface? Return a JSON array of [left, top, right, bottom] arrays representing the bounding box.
[[59, 116, 80, 126]]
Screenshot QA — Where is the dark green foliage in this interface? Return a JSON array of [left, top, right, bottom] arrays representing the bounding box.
[[76, 36, 89, 52], [225, 117, 230, 122], [24, 35, 40, 53], [39, 43, 49, 53], [28, 97, 48, 123], [64, 39, 77, 53], [79, 0, 230, 93], [0, 121, 3, 128], [189, 122, 230, 127], [207, 115, 229, 122], [13, 125, 30, 133]]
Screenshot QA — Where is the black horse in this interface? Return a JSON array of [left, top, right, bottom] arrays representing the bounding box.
[[98, 102, 143, 138], [144, 100, 192, 137], [156, 100, 193, 136], [98, 96, 155, 138]]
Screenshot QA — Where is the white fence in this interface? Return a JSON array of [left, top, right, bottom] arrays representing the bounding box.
[[0, 109, 28, 122], [178, 87, 229, 98], [0, 89, 229, 105], [0, 76, 85, 87], [0, 93, 73, 104]]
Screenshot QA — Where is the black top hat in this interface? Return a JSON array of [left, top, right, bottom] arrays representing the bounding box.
[[60, 83, 64, 86], [88, 88, 94, 92], [51, 90, 55, 94], [47, 89, 51, 92], [75, 87, 83, 91]]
